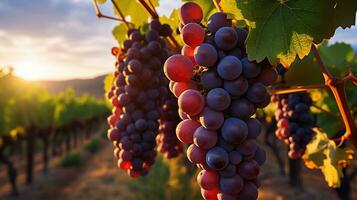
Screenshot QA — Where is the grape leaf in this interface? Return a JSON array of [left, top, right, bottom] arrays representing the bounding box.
[[96, 0, 107, 4], [332, 0, 357, 29], [112, 23, 127, 44], [219, 0, 357, 67], [219, 0, 244, 21], [112, 0, 155, 26], [285, 41, 356, 85], [303, 129, 354, 188]]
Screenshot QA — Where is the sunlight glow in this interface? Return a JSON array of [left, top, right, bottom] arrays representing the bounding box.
[[13, 46, 50, 80]]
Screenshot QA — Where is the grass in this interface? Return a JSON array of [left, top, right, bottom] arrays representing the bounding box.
[[60, 151, 81, 167], [85, 138, 101, 154]]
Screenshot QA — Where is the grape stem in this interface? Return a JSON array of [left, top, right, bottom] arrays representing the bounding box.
[[137, 0, 159, 19], [269, 84, 327, 95], [91, 0, 132, 28], [147, 0, 159, 17], [212, 0, 223, 12], [311, 45, 357, 147]]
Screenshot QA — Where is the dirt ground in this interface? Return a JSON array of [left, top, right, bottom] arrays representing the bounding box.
[[1, 136, 356, 200]]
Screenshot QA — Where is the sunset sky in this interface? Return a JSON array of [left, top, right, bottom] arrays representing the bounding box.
[[0, 0, 355, 80]]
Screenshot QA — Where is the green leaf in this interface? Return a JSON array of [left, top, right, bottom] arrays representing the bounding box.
[[237, 0, 336, 66], [303, 129, 354, 188], [96, 0, 107, 4], [112, 0, 150, 27], [112, 23, 127, 44], [220, 0, 357, 67], [285, 41, 355, 85], [332, 0, 357, 29], [219, 0, 244, 21]]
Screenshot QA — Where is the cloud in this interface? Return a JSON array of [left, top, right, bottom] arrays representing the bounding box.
[[0, 0, 118, 80]]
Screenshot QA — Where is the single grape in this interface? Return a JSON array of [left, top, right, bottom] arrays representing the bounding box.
[[223, 76, 248, 96], [206, 147, 229, 170], [181, 23, 205, 47], [230, 98, 255, 120], [201, 70, 223, 90], [242, 58, 261, 78], [193, 126, 218, 150], [238, 160, 260, 180], [187, 144, 206, 164], [221, 118, 248, 144], [176, 119, 200, 144], [214, 27, 238, 50], [197, 170, 219, 190], [178, 89, 205, 116], [194, 43, 218, 67], [217, 56, 242, 80], [219, 174, 244, 194], [246, 83, 268, 104], [179, 2, 203, 24], [206, 88, 231, 111], [173, 81, 198, 98], [199, 107, 224, 130], [207, 12, 232, 33], [164, 54, 194, 82]]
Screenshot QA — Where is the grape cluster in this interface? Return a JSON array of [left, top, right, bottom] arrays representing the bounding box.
[[165, 2, 278, 199], [106, 20, 175, 177], [157, 92, 183, 159], [272, 92, 315, 159]]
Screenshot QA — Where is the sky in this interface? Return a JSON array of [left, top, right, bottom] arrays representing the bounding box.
[[0, 0, 355, 80]]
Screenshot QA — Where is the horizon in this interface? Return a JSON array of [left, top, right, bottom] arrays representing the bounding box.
[[0, 0, 356, 81]]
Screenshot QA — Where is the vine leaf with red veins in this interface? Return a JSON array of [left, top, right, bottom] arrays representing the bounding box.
[[220, 0, 357, 67]]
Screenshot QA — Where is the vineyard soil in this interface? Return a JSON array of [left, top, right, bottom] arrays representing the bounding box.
[[1, 133, 355, 200]]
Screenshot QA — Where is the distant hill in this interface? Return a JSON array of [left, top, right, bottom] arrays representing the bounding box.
[[33, 75, 107, 99]]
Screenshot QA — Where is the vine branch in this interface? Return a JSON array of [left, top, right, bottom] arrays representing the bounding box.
[[212, 0, 223, 12], [91, 0, 132, 28], [111, 0, 132, 28], [147, 0, 159, 17], [137, 0, 159, 19], [270, 84, 327, 95], [91, 0, 124, 22], [311, 44, 357, 147]]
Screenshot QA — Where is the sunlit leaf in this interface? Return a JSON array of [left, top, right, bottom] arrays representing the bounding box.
[[303, 129, 354, 188], [112, 23, 127, 44]]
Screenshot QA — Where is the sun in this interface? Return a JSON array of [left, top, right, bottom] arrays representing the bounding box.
[[15, 59, 48, 80], [13, 47, 50, 80]]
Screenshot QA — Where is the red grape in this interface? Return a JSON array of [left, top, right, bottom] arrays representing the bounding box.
[[179, 2, 203, 24], [164, 54, 194, 82], [178, 89, 205, 116], [176, 119, 200, 144], [181, 23, 205, 47]]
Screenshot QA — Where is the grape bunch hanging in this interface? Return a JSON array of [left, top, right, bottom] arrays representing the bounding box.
[[272, 92, 315, 159], [164, 2, 278, 200], [106, 19, 182, 178]]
